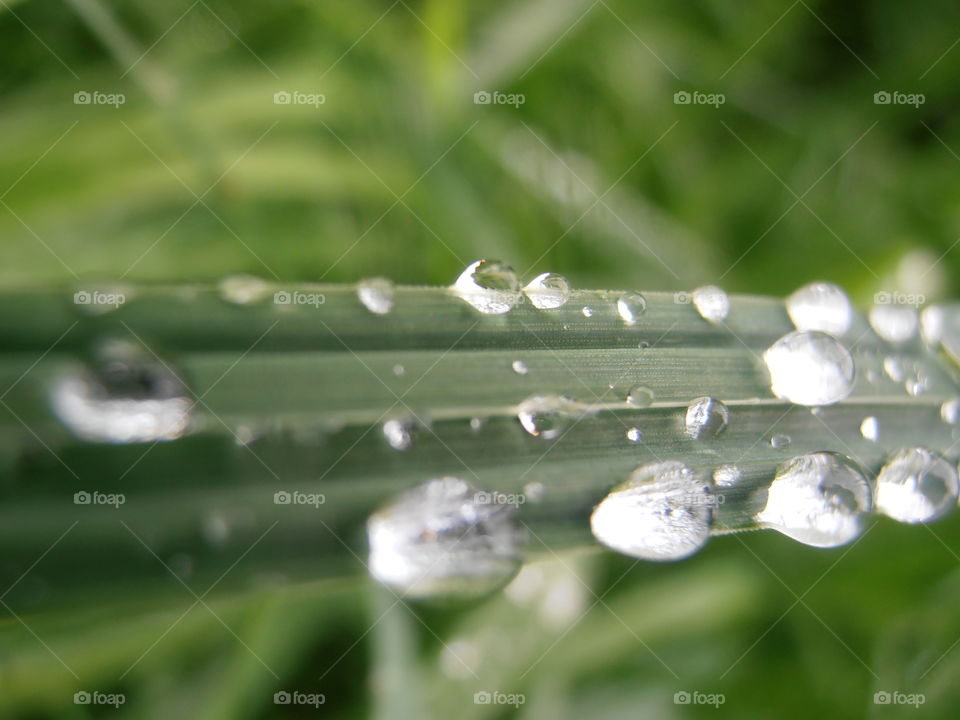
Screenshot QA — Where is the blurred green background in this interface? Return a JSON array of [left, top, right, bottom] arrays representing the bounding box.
[[2, 0, 960, 717]]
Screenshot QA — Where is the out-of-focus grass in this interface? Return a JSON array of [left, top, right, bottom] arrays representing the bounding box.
[[2, 1, 960, 718]]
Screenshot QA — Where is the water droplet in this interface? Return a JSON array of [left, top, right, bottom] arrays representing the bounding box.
[[51, 343, 192, 443], [685, 397, 730, 439], [626, 385, 654, 407], [202, 512, 231, 547], [869, 304, 919, 343], [469, 417, 484, 432], [756, 452, 871, 547], [875, 448, 959, 523], [383, 418, 416, 450], [692, 285, 730, 324], [626, 427, 642, 443], [786, 282, 852, 336], [883, 356, 905, 383], [581, 306, 594, 318], [941, 399, 960, 425], [523, 481, 546, 502], [763, 330, 855, 406], [770, 434, 791, 449], [512, 360, 529, 375], [637, 341, 650, 350], [860, 416, 879, 442], [616, 293, 647, 325], [452, 260, 520, 314], [367, 477, 523, 598], [357, 277, 395, 315], [713, 464, 742, 488], [219, 275, 270, 305], [921, 306, 946, 346], [393, 363, 405, 377], [517, 395, 577, 440], [523, 272, 570, 310], [590, 461, 713, 561]]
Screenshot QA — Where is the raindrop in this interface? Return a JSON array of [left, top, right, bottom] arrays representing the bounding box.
[[685, 397, 730, 439], [875, 448, 959, 523], [883, 356, 905, 383], [383, 418, 416, 450], [692, 285, 730, 324], [357, 277, 395, 315], [786, 282, 852, 336], [920, 306, 946, 347], [469, 417, 484, 432], [590, 461, 714, 561], [393, 363, 405, 377], [581, 306, 594, 318], [523, 272, 570, 310], [770, 434, 791, 449], [713, 464, 742, 488], [616, 293, 647, 325], [52, 342, 192, 443], [523, 482, 546, 502], [367, 477, 523, 598], [626, 385, 654, 407], [626, 427, 642, 443], [517, 395, 577, 440], [452, 260, 520, 315], [637, 341, 651, 350], [512, 360, 529, 375], [763, 330, 855, 406], [219, 275, 270, 305], [756, 452, 872, 547], [869, 304, 919, 343], [940, 398, 960, 425], [860, 416, 879, 442]]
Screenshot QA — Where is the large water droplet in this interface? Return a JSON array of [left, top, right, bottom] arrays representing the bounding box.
[[685, 397, 729, 439], [590, 461, 713, 561], [869, 304, 919, 343], [523, 272, 570, 310], [875, 448, 959, 523], [219, 275, 270, 305], [626, 385, 654, 407], [616, 293, 647, 325], [517, 395, 577, 439], [52, 342, 191, 443], [763, 330, 855, 406], [692, 285, 730, 324], [367, 477, 523, 598], [357, 277, 395, 315], [786, 282, 852, 336], [756, 452, 872, 547], [452, 260, 520, 315]]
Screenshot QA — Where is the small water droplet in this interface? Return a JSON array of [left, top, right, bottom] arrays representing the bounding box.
[[756, 452, 871, 547], [219, 275, 270, 305], [921, 306, 946, 347], [770, 434, 791, 449], [692, 285, 730, 324], [469, 417, 484, 432], [616, 293, 647, 325], [626, 427, 642, 443], [786, 282, 852, 336], [51, 343, 192, 443], [452, 260, 520, 314], [523, 481, 545, 502], [581, 306, 594, 318], [941, 398, 960, 425], [523, 272, 570, 310], [875, 448, 959, 523], [383, 418, 416, 450], [685, 397, 730, 439], [512, 360, 529, 375], [637, 341, 650, 350], [626, 385, 654, 407], [590, 461, 714, 561], [367, 477, 523, 598], [860, 416, 880, 442], [713, 464, 742, 488], [357, 277, 395, 315], [883, 356, 905, 383], [869, 304, 919, 343], [517, 395, 577, 439], [393, 363, 405, 377], [202, 512, 231, 547], [763, 330, 855, 406]]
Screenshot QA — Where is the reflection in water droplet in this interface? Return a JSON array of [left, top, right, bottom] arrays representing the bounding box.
[[685, 397, 729, 439], [860, 416, 879, 442], [512, 360, 529, 375], [786, 282, 852, 336], [523, 272, 570, 310], [52, 343, 192, 443], [590, 461, 714, 561], [452, 260, 520, 314], [756, 452, 871, 547], [692, 285, 730, 324], [941, 398, 960, 425], [383, 418, 416, 450], [616, 293, 647, 325], [219, 275, 270, 305], [626, 385, 654, 407], [357, 277, 395, 315], [367, 477, 523, 598], [763, 331, 855, 406], [869, 304, 919, 343], [875, 448, 959, 523], [626, 427, 642, 443], [517, 395, 577, 439], [770, 434, 791, 449]]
